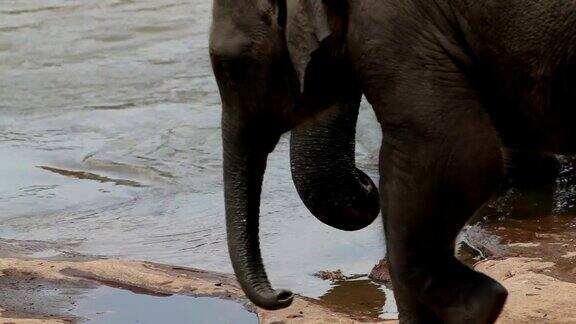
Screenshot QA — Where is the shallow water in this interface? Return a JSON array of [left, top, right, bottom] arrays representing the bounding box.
[[319, 278, 398, 321], [74, 287, 257, 324], [0, 0, 391, 318], [7, 1, 576, 321]]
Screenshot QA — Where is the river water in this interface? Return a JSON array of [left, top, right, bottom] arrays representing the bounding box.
[[0, 0, 392, 318]]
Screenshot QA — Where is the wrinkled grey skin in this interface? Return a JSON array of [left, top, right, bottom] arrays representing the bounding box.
[[210, 0, 380, 310], [209, 0, 576, 322], [291, 98, 380, 231]]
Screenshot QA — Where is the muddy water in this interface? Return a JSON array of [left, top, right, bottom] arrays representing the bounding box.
[[460, 157, 576, 282], [0, 0, 391, 319], [319, 278, 398, 320]]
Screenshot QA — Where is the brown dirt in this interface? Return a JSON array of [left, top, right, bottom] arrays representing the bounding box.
[[1, 210, 576, 323], [1, 255, 575, 323], [476, 258, 576, 324], [464, 197, 576, 323], [0, 258, 397, 324]]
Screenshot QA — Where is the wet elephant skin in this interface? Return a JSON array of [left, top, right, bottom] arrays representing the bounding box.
[[209, 0, 576, 323]]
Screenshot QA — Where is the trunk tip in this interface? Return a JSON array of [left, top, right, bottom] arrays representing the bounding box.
[[252, 289, 294, 310], [275, 289, 294, 304]]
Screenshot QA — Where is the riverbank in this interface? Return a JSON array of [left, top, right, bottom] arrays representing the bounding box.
[[0, 252, 575, 323], [0, 257, 394, 323]]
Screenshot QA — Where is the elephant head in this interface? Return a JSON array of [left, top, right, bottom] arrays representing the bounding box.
[[209, 0, 379, 310]]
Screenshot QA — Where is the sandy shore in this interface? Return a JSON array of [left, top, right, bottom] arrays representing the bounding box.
[[0, 254, 574, 323], [2, 209, 576, 323], [0, 257, 392, 324], [476, 258, 576, 323]]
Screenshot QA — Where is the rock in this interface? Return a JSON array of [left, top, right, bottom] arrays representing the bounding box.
[[314, 269, 346, 281], [369, 259, 391, 283]]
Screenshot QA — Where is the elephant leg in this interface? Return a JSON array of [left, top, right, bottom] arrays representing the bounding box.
[[381, 121, 506, 323], [503, 148, 561, 189], [484, 148, 559, 219], [377, 79, 507, 323]]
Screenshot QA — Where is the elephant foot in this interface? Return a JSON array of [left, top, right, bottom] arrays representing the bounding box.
[[437, 275, 507, 324]]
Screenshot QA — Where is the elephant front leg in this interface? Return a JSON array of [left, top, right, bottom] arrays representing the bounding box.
[[378, 94, 507, 323]]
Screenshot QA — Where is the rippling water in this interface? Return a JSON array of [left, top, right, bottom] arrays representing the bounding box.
[[0, 0, 389, 312]]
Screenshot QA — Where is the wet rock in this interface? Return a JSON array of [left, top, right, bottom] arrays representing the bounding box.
[[369, 259, 391, 283], [314, 270, 366, 282], [314, 269, 346, 281], [509, 242, 541, 248], [0, 258, 370, 324]]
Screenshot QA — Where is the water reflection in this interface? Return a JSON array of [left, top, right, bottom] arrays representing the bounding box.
[[74, 286, 258, 324], [319, 278, 397, 320]]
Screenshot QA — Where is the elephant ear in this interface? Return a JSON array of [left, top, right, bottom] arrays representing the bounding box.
[[286, 0, 352, 107]]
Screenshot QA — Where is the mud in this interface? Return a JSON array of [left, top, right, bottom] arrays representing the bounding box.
[[0, 251, 575, 324], [2, 178, 576, 323], [318, 278, 395, 321], [462, 160, 576, 323], [463, 160, 576, 285], [0, 257, 396, 323]]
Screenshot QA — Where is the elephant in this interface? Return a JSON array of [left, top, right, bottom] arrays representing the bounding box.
[[209, 0, 576, 323]]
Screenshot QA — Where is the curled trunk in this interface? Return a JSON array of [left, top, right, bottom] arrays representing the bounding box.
[[290, 97, 380, 231]]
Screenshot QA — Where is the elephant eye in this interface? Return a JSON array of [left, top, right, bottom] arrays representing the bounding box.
[[216, 57, 255, 85]]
